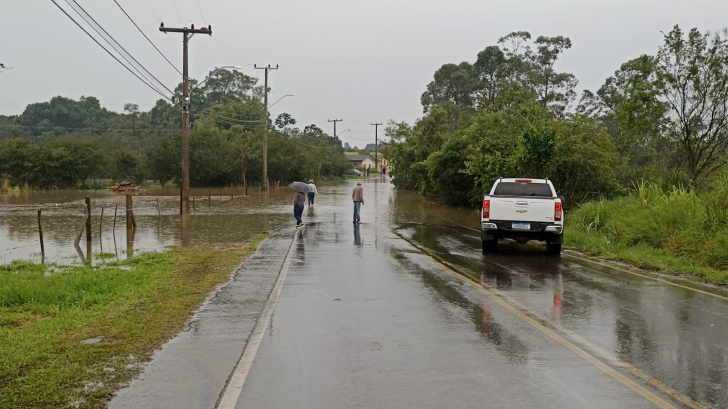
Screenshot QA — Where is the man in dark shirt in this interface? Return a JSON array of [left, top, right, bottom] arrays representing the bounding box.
[[293, 190, 305, 226]]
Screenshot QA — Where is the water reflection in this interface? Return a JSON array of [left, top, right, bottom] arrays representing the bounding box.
[[391, 199, 728, 408], [0, 187, 294, 264], [353, 224, 362, 246]]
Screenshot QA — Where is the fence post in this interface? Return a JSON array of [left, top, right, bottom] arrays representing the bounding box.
[[99, 207, 104, 253], [37, 210, 45, 264], [126, 194, 134, 230], [113, 204, 118, 231], [85, 197, 92, 244]]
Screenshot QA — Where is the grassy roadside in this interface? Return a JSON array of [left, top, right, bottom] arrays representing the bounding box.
[[0, 234, 268, 409], [564, 227, 728, 285], [564, 176, 728, 285]]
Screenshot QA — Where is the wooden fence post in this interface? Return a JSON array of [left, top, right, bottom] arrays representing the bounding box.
[[85, 197, 92, 244], [126, 194, 134, 230], [37, 210, 45, 264]]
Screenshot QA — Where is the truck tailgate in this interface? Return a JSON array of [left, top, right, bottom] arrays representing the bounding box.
[[490, 198, 555, 222]]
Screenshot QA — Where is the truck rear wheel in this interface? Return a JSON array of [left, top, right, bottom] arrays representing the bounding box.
[[482, 239, 498, 253], [546, 242, 562, 255]]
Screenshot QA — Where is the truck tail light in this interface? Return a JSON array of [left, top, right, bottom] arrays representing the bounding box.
[[555, 202, 562, 222], [482, 199, 490, 219], [515, 179, 532, 183]]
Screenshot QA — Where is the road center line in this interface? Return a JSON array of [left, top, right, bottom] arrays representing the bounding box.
[[216, 229, 300, 409], [394, 231, 679, 409], [443, 221, 728, 303]]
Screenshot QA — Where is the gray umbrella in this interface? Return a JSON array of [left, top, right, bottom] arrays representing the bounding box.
[[288, 181, 311, 192]]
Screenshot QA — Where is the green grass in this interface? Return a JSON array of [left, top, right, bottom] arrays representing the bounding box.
[[565, 175, 728, 285], [0, 235, 267, 409]]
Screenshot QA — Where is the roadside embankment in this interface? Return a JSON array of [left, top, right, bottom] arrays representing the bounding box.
[[565, 180, 728, 285], [0, 235, 266, 409]]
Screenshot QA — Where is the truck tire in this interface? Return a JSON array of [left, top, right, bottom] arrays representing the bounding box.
[[482, 239, 498, 253], [547, 242, 562, 255]]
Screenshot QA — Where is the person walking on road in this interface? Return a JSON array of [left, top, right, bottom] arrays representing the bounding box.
[[366, 165, 370, 177], [293, 190, 305, 226], [307, 180, 317, 206], [352, 182, 364, 224]]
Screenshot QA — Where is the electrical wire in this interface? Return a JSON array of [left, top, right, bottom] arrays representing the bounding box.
[[62, 0, 175, 96], [195, 0, 207, 24], [170, 0, 184, 24], [112, 0, 182, 76], [145, 0, 161, 22], [50, 0, 172, 101]]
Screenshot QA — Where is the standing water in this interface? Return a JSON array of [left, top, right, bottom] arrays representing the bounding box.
[[0, 186, 295, 264]]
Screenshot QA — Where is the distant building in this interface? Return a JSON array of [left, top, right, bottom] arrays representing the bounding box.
[[345, 155, 377, 169], [344, 152, 388, 168]]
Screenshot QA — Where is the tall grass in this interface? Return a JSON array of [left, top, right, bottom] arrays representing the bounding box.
[[567, 171, 728, 274]]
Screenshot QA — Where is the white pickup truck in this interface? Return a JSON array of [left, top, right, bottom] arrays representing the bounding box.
[[480, 178, 564, 254]]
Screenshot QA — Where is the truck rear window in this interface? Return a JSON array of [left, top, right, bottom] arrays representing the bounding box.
[[493, 182, 553, 197]]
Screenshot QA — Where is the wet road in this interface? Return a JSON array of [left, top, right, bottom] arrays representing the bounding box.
[[229, 178, 728, 409], [112, 178, 728, 409]]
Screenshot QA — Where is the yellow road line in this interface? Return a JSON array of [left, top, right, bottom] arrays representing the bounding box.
[[442, 220, 728, 303], [394, 232, 680, 409], [562, 253, 728, 302]]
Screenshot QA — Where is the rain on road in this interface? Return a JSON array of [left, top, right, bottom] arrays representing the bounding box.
[[114, 178, 728, 409]]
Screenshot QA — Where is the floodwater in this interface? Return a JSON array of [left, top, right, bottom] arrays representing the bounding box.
[[0, 186, 293, 264]]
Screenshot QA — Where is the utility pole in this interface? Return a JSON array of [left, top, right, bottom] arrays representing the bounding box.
[[159, 22, 212, 217], [254, 64, 278, 191], [371, 123, 382, 172], [328, 118, 343, 138]]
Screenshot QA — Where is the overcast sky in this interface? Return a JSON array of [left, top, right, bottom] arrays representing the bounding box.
[[2, 0, 727, 147]]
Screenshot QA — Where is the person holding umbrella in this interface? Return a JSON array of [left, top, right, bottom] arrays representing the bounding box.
[[288, 181, 310, 227]]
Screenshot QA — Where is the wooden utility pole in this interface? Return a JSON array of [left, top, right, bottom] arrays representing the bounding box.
[[254, 64, 278, 191], [159, 22, 212, 217], [328, 118, 343, 138], [371, 123, 382, 171]]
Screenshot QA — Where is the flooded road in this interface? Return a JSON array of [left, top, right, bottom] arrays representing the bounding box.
[[108, 178, 728, 409], [0, 187, 292, 264]]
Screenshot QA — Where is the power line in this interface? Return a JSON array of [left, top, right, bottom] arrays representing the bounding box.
[[62, 0, 175, 96], [195, 0, 207, 24], [170, 0, 184, 24], [112, 0, 182, 76], [50, 0, 172, 101], [145, 0, 161, 22]]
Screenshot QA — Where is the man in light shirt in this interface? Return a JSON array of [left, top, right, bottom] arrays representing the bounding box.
[[307, 180, 317, 207]]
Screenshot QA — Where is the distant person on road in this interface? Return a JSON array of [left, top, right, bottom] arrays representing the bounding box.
[[307, 180, 317, 206], [382, 165, 387, 175], [352, 182, 364, 224], [366, 165, 370, 177], [293, 190, 305, 227]]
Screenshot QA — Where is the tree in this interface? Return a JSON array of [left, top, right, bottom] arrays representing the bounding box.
[[124, 103, 141, 138], [498, 32, 578, 116], [275, 113, 296, 129], [653, 26, 728, 182], [421, 62, 477, 112], [473, 46, 509, 111]]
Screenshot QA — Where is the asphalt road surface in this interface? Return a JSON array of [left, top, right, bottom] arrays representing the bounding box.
[[112, 177, 728, 409]]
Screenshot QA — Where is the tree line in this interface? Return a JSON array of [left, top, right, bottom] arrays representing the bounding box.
[[0, 69, 350, 189], [387, 26, 728, 206]]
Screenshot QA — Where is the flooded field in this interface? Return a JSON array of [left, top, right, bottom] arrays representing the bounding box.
[[0, 186, 295, 265]]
